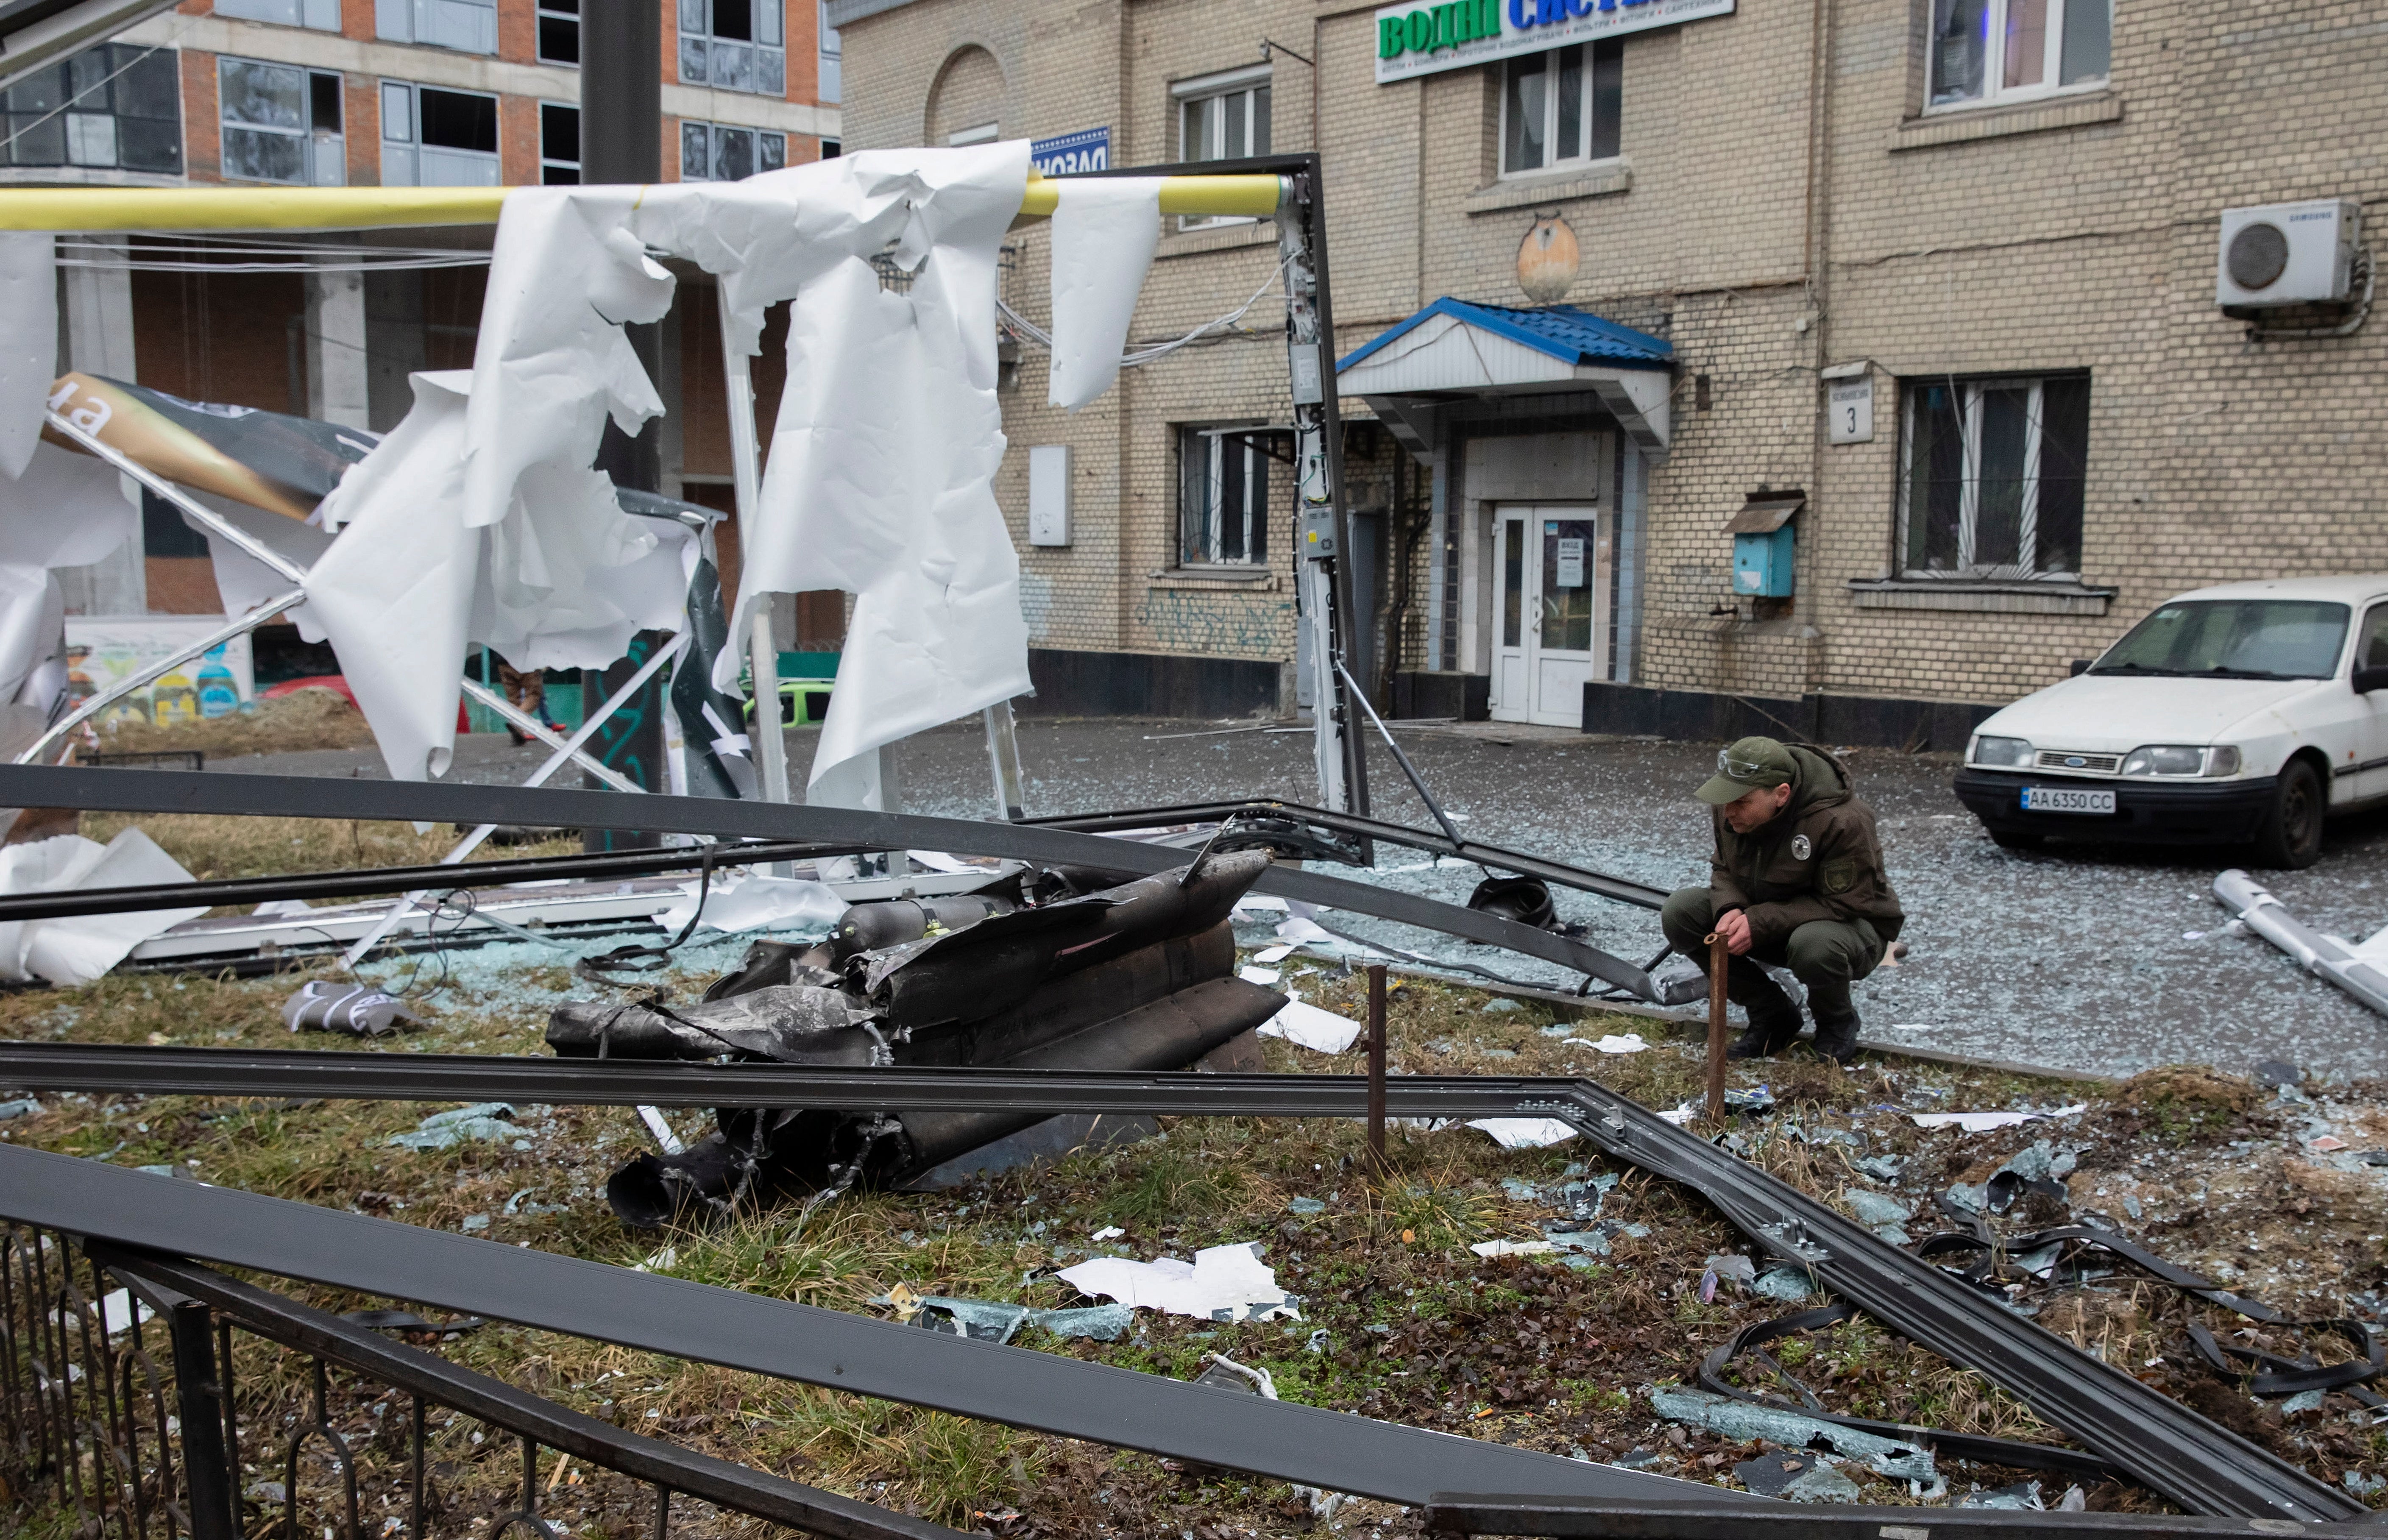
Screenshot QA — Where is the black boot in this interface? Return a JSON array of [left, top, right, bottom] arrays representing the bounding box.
[[1808, 1008, 1863, 1065], [1727, 1004, 1803, 1060]]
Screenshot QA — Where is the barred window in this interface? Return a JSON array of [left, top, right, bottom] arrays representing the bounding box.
[[1178, 426, 1283, 567], [1898, 373, 2090, 579]]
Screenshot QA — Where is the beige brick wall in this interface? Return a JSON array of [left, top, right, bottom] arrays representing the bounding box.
[[841, 0, 2388, 711]]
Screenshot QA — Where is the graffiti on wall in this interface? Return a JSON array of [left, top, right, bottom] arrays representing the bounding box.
[[1132, 588, 1293, 658]]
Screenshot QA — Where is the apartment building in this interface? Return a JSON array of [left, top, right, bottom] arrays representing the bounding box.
[[830, 0, 2388, 738], [0, 0, 842, 635]]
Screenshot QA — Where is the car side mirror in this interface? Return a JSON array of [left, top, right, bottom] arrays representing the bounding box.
[[2068, 659, 2092, 677], [2355, 666, 2388, 694]]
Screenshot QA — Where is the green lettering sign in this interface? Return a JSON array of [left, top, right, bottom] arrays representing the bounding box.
[[1404, 9, 1432, 50], [1380, 14, 1404, 55]]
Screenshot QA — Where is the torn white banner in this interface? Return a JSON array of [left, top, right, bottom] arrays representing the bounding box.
[[461, 187, 674, 537], [728, 143, 1034, 801], [1259, 996, 1363, 1055], [0, 234, 52, 480], [1056, 1242, 1299, 1321], [0, 830, 206, 985], [1048, 178, 1161, 411], [310, 370, 685, 780], [0, 442, 139, 746]]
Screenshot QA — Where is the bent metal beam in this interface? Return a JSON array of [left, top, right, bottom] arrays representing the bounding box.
[[0, 1144, 1751, 1512], [0, 764, 1656, 995]]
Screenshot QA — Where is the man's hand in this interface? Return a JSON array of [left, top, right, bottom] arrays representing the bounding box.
[[1713, 908, 1753, 955]]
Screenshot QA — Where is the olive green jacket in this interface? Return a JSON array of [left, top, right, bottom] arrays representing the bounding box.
[[1709, 745, 1905, 947]]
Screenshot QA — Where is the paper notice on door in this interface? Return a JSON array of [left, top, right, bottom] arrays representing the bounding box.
[[1555, 537, 1586, 588]]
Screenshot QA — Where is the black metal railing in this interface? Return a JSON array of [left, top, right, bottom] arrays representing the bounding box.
[[2, 1224, 961, 1540]]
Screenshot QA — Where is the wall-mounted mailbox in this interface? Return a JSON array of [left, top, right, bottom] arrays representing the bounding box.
[[1726, 491, 1803, 599]]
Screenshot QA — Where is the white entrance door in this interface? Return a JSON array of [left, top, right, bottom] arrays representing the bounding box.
[[1490, 506, 1600, 727]]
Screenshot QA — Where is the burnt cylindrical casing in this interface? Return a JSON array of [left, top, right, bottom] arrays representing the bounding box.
[[870, 974, 1287, 1184]]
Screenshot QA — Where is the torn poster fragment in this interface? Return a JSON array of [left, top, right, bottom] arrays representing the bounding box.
[[1259, 996, 1363, 1055]]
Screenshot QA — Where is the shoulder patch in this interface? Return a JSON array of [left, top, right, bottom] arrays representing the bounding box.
[[1820, 858, 1857, 896], [1791, 834, 1811, 861]]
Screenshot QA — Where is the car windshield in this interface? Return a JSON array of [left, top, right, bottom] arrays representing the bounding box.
[[2091, 599, 2351, 680]]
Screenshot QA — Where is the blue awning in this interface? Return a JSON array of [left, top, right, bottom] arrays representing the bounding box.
[[1336, 298, 1672, 374], [1337, 298, 1675, 451]]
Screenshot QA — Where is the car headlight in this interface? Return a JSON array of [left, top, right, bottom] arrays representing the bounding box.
[[1969, 734, 2034, 768], [2120, 744, 2242, 777]]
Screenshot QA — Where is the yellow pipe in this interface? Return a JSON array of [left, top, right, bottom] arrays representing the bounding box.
[[0, 185, 513, 231], [0, 174, 1287, 232]]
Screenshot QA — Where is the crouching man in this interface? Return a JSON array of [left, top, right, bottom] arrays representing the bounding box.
[[1659, 736, 1904, 1065]]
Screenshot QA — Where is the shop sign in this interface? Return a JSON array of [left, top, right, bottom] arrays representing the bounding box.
[[1374, 0, 1734, 84], [1031, 126, 1109, 175]]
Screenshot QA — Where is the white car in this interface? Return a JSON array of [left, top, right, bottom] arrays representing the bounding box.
[[1954, 575, 2388, 868]]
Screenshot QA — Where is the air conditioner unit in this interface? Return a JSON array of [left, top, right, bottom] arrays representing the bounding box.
[[2216, 200, 2360, 308]]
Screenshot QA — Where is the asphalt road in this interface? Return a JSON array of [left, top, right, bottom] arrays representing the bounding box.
[[224, 716, 2388, 1081]]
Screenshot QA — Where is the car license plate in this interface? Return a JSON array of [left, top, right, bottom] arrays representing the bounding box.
[[2021, 785, 2116, 815]]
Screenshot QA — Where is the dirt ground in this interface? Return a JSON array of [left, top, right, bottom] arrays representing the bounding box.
[[5, 900, 2385, 1538]]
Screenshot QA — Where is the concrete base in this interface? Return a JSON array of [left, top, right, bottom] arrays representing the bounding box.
[[1582, 681, 2002, 752], [1392, 671, 1490, 721], [1020, 648, 1280, 719]]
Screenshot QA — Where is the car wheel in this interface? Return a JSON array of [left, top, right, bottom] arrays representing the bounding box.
[[1989, 829, 2044, 851], [2252, 759, 2325, 869]]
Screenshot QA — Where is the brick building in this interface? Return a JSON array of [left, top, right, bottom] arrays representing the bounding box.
[[1, 0, 842, 632], [830, 0, 2388, 738]]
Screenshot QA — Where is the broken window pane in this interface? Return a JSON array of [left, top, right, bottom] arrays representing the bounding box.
[[418, 86, 494, 151], [222, 124, 307, 183], [220, 59, 305, 130], [681, 120, 708, 179], [759, 130, 784, 172], [712, 124, 753, 181]]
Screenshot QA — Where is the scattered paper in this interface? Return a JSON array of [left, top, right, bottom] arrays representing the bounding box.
[[1232, 894, 1288, 914], [1468, 1117, 1579, 1150], [1658, 1103, 1699, 1126], [904, 849, 981, 874], [652, 872, 846, 935], [1909, 1103, 2087, 1132], [1260, 997, 1364, 1055], [1090, 1225, 1124, 1242], [1470, 1239, 1556, 1258], [1057, 1242, 1300, 1321], [1238, 966, 1282, 985], [1252, 943, 1297, 964], [1275, 916, 1335, 946], [1576, 1033, 1647, 1055]]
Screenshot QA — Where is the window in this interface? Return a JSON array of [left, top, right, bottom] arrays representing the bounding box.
[[540, 101, 578, 183], [537, 0, 578, 64], [1178, 426, 1280, 567], [374, 0, 496, 55], [380, 82, 499, 187], [1500, 41, 1620, 177], [215, 0, 340, 30], [1898, 373, 2089, 579], [1176, 64, 1269, 164], [679, 120, 785, 181], [678, 0, 786, 98], [1928, 0, 2107, 110], [219, 58, 343, 185], [817, 0, 839, 103], [947, 121, 996, 145], [820, 138, 839, 157], [2093, 601, 2350, 682], [4, 42, 180, 173]]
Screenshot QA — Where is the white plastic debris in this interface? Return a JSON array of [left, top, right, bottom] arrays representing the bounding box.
[[1259, 996, 1364, 1055], [1238, 966, 1282, 985], [1047, 178, 1162, 411], [651, 872, 846, 936], [2216, 869, 2388, 1018], [1275, 916, 1336, 946], [1910, 1104, 2086, 1132], [1467, 1117, 1579, 1150], [0, 233, 54, 479], [1090, 1225, 1124, 1242], [0, 830, 207, 985], [1232, 894, 1288, 914], [1057, 1241, 1300, 1322], [1251, 943, 1297, 964], [1579, 1033, 1647, 1055], [903, 849, 981, 873], [1470, 1239, 1557, 1258]]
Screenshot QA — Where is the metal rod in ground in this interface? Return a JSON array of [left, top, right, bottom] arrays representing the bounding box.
[[1366, 962, 1388, 1175], [1705, 932, 1728, 1122]]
